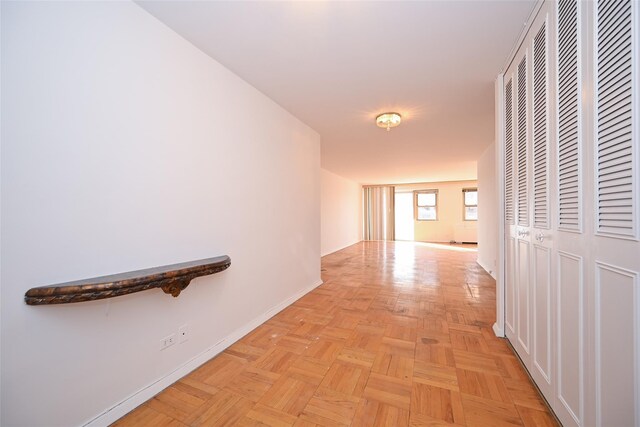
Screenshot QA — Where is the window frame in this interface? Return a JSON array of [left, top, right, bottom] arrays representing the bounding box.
[[463, 188, 478, 221], [414, 190, 438, 221]]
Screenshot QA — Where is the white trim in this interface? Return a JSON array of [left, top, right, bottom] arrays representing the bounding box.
[[82, 278, 324, 427], [477, 259, 496, 280], [321, 240, 362, 257], [492, 322, 505, 338], [634, 0, 640, 417], [501, 0, 547, 73], [634, 0, 640, 243], [496, 73, 506, 339]]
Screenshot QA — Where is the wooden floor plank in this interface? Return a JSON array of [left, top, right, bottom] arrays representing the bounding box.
[[223, 366, 280, 402], [257, 376, 317, 417], [410, 383, 466, 425], [352, 398, 410, 427], [319, 361, 369, 397], [363, 372, 412, 410], [298, 387, 360, 426], [190, 390, 254, 427]]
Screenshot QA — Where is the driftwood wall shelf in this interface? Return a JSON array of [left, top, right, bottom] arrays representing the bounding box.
[[24, 255, 231, 305]]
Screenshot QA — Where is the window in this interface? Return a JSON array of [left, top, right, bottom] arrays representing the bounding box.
[[463, 188, 478, 221], [415, 190, 437, 220]]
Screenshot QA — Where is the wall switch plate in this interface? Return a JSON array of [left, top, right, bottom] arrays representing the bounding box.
[[160, 333, 176, 350], [178, 324, 189, 344]]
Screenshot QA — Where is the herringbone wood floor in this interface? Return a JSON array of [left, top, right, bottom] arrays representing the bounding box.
[[114, 241, 558, 426]]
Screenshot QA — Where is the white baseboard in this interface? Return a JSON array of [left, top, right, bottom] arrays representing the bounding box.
[[321, 239, 361, 257], [83, 278, 324, 427], [493, 322, 505, 338], [477, 259, 496, 279]]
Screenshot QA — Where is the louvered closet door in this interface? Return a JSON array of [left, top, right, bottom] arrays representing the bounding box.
[[554, 0, 583, 425], [503, 4, 556, 408], [529, 16, 554, 402], [503, 11, 536, 375], [504, 42, 533, 366], [514, 47, 533, 367], [588, 0, 640, 426], [504, 75, 518, 347]]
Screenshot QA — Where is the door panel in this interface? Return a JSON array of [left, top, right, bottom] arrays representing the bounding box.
[[532, 245, 551, 386], [594, 263, 638, 427], [532, 20, 550, 231], [504, 74, 517, 341], [517, 239, 531, 356], [594, 0, 635, 239], [557, 0, 582, 233], [591, 2, 639, 427], [516, 54, 529, 229], [505, 235, 517, 336], [557, 251, 582, 427]]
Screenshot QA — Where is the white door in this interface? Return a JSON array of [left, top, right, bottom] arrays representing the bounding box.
[[504, 5, 553, 399], [514, 48, 533, 368], [504, 43, 535, 370], [504, 75, 518, 346], [586, 1, 640, 425], [529, 15, 554, 401], [554, 0, 583, 424]]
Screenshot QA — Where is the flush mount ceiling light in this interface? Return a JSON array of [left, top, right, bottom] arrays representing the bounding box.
[[376, 112, 402, 131]]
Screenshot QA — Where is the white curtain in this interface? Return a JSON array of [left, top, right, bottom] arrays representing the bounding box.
[[363, 186, 395, 241]]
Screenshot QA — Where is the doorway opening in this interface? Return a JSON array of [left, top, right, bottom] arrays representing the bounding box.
[[394, 191, 414, 241]]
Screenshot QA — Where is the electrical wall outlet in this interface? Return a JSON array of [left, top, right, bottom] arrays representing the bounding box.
[[178, 324, 189, 344], [160, 333, 176, 350]]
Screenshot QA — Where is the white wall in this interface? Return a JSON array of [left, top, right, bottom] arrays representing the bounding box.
[[0, 2, 321, 426], [477, 142, 498, 278], [395, 180, 478, 243], [320, 169, 361, 256]]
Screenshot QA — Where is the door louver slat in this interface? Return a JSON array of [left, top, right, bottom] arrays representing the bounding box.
[[505, 79, 515, 225], [533, 23, 549, 229], [596, 0, 635, 237], [517, 56, 529, 226], [557, 0, 581, 231]]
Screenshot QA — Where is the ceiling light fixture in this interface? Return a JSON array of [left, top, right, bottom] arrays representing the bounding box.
[[376, 112, 402, 131]]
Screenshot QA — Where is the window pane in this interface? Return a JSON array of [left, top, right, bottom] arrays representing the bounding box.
[[465, 206, 478, 220], [464, 191, 478, 206], [417, 193, 436, 206], [418, 206, 437, 220]]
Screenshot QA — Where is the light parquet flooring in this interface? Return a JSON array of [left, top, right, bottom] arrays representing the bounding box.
[[114, 241, 558, 427]]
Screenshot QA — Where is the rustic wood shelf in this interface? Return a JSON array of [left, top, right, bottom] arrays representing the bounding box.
[[24, 255, 231, 305]]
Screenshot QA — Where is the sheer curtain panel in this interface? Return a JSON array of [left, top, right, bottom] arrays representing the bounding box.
[[363, 186, 395, 241]]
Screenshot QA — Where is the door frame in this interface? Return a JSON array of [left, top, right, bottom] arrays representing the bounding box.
[[495, 72, 506, 338]]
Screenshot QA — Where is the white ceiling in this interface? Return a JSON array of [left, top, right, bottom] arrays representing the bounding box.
[[137, 0, 536, 184]]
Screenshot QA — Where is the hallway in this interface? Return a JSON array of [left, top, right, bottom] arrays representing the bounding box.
[[115, 242, 557, 426]]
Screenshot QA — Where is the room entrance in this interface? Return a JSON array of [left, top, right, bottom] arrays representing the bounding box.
[[394, 191, 414, 241]]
